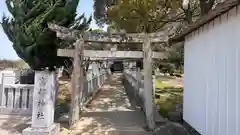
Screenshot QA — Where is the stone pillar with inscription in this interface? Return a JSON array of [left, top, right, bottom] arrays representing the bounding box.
[[22, 71, 60, 135]]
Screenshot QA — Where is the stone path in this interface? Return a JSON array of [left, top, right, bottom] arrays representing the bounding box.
[[60, 73, 190, 135], [0, 115, 31, 135], [69, 73, 151, 135], [0, 73, 190, 135], [154, 122, 190, 135]]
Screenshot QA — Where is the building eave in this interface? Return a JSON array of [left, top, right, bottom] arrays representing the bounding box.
[[170, 0, 240, 43]]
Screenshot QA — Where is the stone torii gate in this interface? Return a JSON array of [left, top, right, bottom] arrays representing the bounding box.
[[48, 24, 168, 130]]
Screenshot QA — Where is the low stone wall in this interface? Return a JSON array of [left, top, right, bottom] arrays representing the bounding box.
[[123, 70, 167, 125], [123, 72, 145, 110], [82, 73, 107, 106], [0, 84, 34, 116]]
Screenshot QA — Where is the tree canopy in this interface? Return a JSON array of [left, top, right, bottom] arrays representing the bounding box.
[[93, 0, 222, 74], [93, 0, 220, 31], [95, 0, 181, 33], [1, 0, 91, 70]]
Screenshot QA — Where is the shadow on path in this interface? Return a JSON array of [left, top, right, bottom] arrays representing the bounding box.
[[0, 115, 31, 135], [71, 73, 150, 135]]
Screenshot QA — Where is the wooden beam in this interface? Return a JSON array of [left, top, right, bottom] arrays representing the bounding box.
[[57, 49, 167, 59]]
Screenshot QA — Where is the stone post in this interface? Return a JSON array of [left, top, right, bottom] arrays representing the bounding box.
[[22, 71, 60, 135], [143, 34, 155, 130]]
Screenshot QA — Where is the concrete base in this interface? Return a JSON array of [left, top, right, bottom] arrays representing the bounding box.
[[22, 123, 60, 135]]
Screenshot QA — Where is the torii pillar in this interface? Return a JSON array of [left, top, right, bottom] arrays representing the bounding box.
[[143, 34, 155, 130]]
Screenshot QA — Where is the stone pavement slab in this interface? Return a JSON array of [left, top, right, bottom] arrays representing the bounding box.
[[70, 73, 151, 135], [154, 122, 190, 135], [0, 115, 31, 135]]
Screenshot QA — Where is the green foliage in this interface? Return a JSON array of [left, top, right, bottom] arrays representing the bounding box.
[[93, 0, 219, 33], [89, 28, 105, 33], [93, 0, 202, 32], [96, 0, 185, 33], [199, 0, 216, 15], [168, 43, 184, 70], [93, 0, 197, 73], [1, 0, 91, 70], [155, 88, 183, 118], [154, 42, 183, 75], [155, 80, 172, 89], [107, 22, 120, 33], [93, 0, 218, 73], [93, 0, 116, 26], [157, 62, 175, 75]]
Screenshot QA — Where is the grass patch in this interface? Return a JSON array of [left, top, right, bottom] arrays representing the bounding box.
[[54, 80, 71, 120], [157, 100, 175, 118], [156, 93, 183, 118], [156, 87, 183, 93], [155, 79, 183, 118], [155, 80, 171, 89]]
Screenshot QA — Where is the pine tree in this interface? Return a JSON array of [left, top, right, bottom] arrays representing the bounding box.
[[1, 0, 91, 70]]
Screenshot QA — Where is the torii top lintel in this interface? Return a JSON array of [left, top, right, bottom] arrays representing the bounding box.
[[48, 23, 168, 43]]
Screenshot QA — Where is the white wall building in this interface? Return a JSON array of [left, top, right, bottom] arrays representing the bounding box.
[[173, 1, 240, 135]]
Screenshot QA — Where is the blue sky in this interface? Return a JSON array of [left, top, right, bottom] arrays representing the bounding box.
[[0, 0, 103, 60]]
